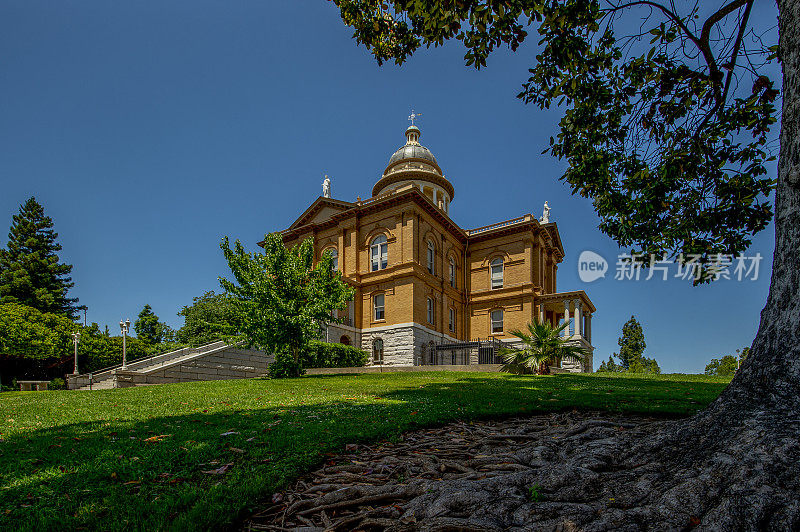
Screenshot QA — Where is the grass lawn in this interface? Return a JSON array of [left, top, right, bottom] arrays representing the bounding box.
[[0, 371, 731, 530]]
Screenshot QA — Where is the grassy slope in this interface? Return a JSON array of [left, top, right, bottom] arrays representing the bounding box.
[[0, 372, 731, 530]]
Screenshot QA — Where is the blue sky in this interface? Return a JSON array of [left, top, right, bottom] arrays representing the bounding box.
[[0, 1, 781, 373]]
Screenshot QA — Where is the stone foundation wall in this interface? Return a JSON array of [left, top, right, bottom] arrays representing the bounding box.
[[359, 323, 457, 366], [325, 324, 361, 349]]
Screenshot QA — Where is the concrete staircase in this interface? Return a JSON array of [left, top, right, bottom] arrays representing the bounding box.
[[68, 341, 272, 390]]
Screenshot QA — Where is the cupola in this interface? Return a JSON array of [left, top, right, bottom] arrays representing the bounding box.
[[372, 124, 455, 213]]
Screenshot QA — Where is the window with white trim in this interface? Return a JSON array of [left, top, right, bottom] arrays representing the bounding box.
[[449, 307, 456, 333], [373, 293, 385, 321], [370, 234, 388, 271], [323, 247, 338, 271], [427, 298, 434, 324], [490, 257, 504, 289], [427, 240, 435, 274], [491, 309, 504, 333], [449, 257, 455, 287]]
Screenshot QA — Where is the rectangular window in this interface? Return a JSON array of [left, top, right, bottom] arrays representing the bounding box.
[[427, 243, 435, 274], [371, 243, 388, 271], [449, 308, 455, 333], [427, 298, 434, 324], [374, 293, 385, 321], [449, 258, 455, 287], [491, 309, 504, 333], [490, 259, 504, 289]]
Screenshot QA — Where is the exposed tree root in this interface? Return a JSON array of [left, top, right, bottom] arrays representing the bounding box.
[[243, 409, 800, 531]]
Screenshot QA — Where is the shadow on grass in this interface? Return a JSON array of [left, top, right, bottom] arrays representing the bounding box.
[[0, 373, 729, 531]]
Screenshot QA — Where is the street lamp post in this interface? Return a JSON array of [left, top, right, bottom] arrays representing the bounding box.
[[120, 318, 131, 370], [71, 331, 81, 375]]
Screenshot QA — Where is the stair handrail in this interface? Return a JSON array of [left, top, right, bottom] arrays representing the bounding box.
[[72, 341, 227, 381]]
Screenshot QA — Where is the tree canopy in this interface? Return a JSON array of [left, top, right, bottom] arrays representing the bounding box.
[[219, 233, 354, 376], [175, 291, 241, 347], [0, 197, 79, 318], [133, 304, 173, 345], [705, 347, 748, 376], [333, 0, 776, 280]]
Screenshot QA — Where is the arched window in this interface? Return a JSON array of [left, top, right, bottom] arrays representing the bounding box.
[[370, 234, 388, 271], [490, 257, 504, 289], [373, 293, 385, 321], [427, 297, 434, 324], [427, 240, 435, 274], [339, 335, 351, 346], [449, 307, 456, 333], [372, 338, 384, 363], [491, 309, 504, 333], [323, 247, 338, 271], [449, 257, 456, 288]]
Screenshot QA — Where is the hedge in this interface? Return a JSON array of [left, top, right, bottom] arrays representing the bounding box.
[[302, 341, 368, 368]]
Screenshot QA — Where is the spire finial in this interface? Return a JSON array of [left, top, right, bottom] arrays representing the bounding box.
[[408, 109, 422, 126]]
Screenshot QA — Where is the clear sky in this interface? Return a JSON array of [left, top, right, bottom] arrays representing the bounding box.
[[0, 1, 781, 373]]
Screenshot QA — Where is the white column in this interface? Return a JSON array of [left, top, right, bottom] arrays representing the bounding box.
[[573, 299, 582, 338], [563, 300, 571, 337], [585, 313, 592, 344]]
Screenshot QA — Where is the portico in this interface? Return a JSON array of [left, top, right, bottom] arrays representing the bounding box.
[[535, 290, 595, 371]]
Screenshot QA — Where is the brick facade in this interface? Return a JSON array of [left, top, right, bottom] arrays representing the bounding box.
[[275, 125, 596, 372]]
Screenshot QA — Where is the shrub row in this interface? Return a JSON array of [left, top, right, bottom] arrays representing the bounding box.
[[267, 341, 368, 378]]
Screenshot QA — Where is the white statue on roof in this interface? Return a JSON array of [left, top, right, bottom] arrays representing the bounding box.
[[540, 201, 551, 223], [322, 175, 331, 198]]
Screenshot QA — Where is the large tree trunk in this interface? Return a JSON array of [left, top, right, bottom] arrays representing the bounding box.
[[713, 0, 800, 411]]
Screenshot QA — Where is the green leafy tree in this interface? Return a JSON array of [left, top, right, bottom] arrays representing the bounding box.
[[628, 355, 661, 375], [705, 347, 748, 376], [76, 326, 149, 373], [705, 355, 739, 376], [597, 355, 624, 373], [176, 291, 242, 346], [0, 197, 79, 318], [500, 320, 588, 375], [0, 302, 76, 379], [219, 233, 354, 377], [329, 0, 800, 525]]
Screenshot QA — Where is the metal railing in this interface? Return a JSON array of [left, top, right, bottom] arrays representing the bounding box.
[[72, 341, 227, 385]]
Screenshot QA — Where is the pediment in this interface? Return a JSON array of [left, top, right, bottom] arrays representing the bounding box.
[[288, 197, 354, 230]]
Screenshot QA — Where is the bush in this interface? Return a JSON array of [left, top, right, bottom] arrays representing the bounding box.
[[267, 341, 368, 379], [49, 377, 66, 390], [267, 350, 306, 379], [302, 341, 368, 368]]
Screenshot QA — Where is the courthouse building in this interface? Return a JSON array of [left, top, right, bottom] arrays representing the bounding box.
[[275, 123, 595, 372]]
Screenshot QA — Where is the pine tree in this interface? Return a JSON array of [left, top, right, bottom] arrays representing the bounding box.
[[615, 316, 646, 370], [134, 304, 162, 345], [0, 197, 78, 318]]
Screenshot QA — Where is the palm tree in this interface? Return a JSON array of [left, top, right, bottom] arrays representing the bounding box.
[[500, 319, 588, 375]]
